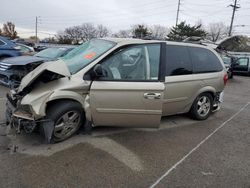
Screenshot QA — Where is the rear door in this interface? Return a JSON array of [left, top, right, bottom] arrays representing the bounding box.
[[162, 45, 196, 115], [89, 43, 165, 128]]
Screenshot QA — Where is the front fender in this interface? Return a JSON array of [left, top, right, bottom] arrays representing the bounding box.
[[21, 90, 86, 118], [47, 90, 86, 107]]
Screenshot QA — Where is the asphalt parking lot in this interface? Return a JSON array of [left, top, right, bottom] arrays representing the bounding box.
[[0, 76, 249, 188]]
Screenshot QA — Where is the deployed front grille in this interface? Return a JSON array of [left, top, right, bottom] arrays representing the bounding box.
[[0, 62, 12, 71]]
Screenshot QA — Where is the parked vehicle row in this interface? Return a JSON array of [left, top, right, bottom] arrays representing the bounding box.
[[5, 38, 227, 143], [0, 36, 22, 60], [0, 47, 74, 88], [220, 52, 250, 78], [230, 52, 250, 75]]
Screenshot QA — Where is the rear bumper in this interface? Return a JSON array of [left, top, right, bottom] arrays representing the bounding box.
[[212, 92, 223, 112]]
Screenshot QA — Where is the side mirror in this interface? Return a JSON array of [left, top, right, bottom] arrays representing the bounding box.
[[93, 64, 107, 78]]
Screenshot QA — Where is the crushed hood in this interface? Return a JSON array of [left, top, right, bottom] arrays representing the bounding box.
[[18, 59, 71, 93]]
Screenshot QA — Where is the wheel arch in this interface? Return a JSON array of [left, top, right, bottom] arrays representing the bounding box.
[[186, 87, 216, 112], [195, 86, 216, 100], [36, 90, 87, 117], [46, 98, 84, 113]]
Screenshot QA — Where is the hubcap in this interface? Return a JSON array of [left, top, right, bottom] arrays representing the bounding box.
[[197, 96, 211, 117], [54, 111, 80, 139]]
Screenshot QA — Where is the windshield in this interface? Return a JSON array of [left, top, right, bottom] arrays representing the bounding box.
[[35, 47, 69, 59], [61, 39, 116, 74]]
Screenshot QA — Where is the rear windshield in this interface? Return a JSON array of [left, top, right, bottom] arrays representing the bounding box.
[[61, 39, 116, 74]]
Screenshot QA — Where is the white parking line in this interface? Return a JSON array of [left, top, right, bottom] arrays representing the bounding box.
[[149, 102, 250, 188]]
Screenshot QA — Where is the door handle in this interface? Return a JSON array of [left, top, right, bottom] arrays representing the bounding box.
[[144, 93, 161, 99]]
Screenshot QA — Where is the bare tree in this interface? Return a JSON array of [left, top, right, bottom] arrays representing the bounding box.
[[112, 29, 132, 38], [150, 25, 169, 40], [80, 23, 97, 41], [2, 22, 18, 39], [96, 24, 110, 38], [56, 23, 111, 44], [56, 31, 73, 44], [207, 22, 229, 42], [0, 28, 2, 35], [64, 26, 82, 44]]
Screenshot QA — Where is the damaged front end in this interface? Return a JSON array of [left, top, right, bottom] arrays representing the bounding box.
[[6, 92, 55, 143], [5, 60, 72, 143], [6, 91, 37, 134]]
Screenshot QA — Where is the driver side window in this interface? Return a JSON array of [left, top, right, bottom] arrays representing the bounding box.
[[101, 44, 161, 81]]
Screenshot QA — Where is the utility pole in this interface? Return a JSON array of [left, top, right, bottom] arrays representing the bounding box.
[[35, 16, 38, 43], [176, 0, 181, 26], [228, 0, 240, 36]]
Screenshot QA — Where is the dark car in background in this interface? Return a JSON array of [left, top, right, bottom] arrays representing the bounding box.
[[0, 36, 22, 60], [0, 47, 74, 88], [231, 53, 250, 76]]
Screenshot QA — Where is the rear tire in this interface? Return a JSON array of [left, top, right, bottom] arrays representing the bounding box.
[[190, 93, 213, 120], [43, 101, 85, 142]]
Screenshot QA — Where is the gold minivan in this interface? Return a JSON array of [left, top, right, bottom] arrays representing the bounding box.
[[6, 38, 228, 142]]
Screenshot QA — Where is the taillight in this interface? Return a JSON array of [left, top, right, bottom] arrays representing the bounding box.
[[223, 74, 228, 85]]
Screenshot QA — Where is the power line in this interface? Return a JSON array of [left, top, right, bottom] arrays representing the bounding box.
[[183, 1, 230, 7], [41, 1, 177, 20]]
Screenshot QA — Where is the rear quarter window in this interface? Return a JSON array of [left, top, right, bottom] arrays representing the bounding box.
[[165, 45, 193, 76], [189, 47, 223, 73]]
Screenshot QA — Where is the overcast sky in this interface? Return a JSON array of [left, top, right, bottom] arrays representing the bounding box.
[[0, 0, 250, 38]]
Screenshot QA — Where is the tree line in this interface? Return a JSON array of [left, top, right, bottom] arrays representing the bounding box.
[[0, 21, 230, 44], [54, 21, 229, 44], [0, 22, 18, 39]]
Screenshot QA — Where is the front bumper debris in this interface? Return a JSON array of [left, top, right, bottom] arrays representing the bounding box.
[[0, 70, 21, 88], [6, 96, 37, 133], [6, 93, 54, 143]]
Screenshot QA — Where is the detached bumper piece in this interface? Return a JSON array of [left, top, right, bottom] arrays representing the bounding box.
[[6, 95, 54, 143], [212, 92, 223, 112], [0, 70, 22, 88], [12, 111, 36, 133], [6, 94, 37, 134]]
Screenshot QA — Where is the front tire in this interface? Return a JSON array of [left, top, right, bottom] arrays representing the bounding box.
[[190, 93, 213, 120], [44, 101, 84, 142]]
